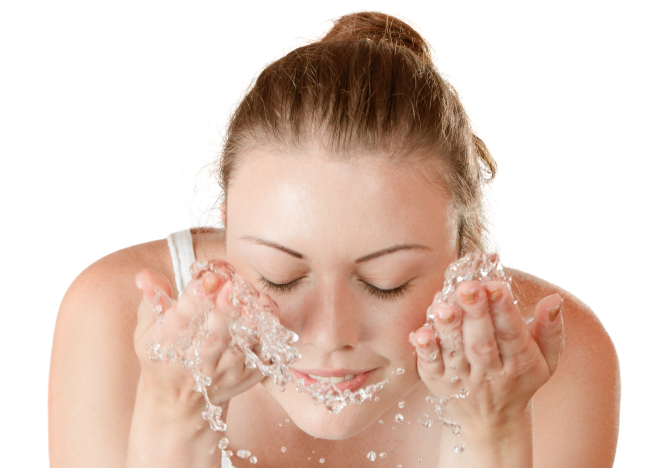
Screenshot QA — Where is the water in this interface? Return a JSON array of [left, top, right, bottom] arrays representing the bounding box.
[[145, 255, 506, 463], [281, 447, 286, 453], [148, 260, 388, 416], [454, 444, 465, 454], [398, 401, 406, 408], [319, 458, 325, 463], [379, 452, 387, 459], [249, 456, 258, 464]]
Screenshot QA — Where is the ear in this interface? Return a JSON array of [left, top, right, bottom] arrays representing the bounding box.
[[220, 201, 227, 228]]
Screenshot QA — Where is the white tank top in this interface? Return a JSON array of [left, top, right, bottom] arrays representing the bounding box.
[[166, 230, 196, 298]]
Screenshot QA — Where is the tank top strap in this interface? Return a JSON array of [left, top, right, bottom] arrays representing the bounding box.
[[166, 229, 196, 298]]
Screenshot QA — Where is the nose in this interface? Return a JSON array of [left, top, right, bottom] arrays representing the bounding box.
[[296, 277, 361, 354]]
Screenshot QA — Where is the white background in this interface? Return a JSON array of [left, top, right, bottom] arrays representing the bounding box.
[[1, 1, 670, 466]]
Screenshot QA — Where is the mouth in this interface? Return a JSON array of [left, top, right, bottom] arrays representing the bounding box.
[[289, 368, 375, 393]]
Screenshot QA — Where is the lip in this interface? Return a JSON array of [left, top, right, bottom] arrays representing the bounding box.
[[290, 368, 375, 393]]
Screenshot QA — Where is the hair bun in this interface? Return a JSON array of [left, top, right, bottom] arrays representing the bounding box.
[[320, 11, 433, 65]]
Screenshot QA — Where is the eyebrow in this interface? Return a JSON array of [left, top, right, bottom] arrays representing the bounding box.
[[240, 236, 432, 263]]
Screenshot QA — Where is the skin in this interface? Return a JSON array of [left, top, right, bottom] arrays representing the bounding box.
[[49, 149, 620, 467]]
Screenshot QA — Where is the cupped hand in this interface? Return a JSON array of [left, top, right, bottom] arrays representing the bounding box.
[[133, 261, 266, 413], [409, 279, 564, 428]]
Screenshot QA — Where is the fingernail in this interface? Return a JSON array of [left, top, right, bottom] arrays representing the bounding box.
[[435, 304, 455, 323], [549, 301, 563, 321], [461, 287, 479, 305], [203, 273, 222, 295], [485, 285, 501, 303], [416, 334, 430, 348]]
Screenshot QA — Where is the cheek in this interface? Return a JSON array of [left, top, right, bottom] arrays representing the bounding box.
[[370, 294, 431, 361]]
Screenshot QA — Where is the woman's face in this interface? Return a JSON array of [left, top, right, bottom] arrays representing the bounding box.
[[224, 149, 458, 439]]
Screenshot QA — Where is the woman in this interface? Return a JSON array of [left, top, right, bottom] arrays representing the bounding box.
[[48, 12, 620, 468]]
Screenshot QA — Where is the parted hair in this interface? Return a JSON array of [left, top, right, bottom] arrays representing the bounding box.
[[218, 11, 496, 254]]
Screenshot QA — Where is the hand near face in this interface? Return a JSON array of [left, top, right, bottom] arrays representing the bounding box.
[[134, 263, 265, 415], [409, 279, 565, 428]]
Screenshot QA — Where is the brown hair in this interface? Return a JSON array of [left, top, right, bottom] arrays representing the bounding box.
[[218, 11, 496, 254]]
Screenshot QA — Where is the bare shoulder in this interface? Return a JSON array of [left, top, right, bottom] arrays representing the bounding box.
[[49, 239, 175, 468], [507, 268, 621, 467]]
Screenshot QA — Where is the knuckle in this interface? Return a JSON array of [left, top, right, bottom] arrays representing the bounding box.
[[470, 338, 498, 356]]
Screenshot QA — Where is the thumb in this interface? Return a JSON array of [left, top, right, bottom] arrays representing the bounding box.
[[134, 269, 174, 342], [530, 294, 564, 376]]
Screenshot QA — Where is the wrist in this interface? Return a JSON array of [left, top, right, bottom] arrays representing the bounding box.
[[126, 378, 227, 468], [136, 373, 225, 425], [439, 406, 533, 468]]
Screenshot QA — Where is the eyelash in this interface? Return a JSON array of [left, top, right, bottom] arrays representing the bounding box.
[[257, 276, 411, 301]]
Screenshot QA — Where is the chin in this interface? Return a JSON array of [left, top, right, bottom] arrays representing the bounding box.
[[262, 373, 420, 440], [288, 400, 380, 440]]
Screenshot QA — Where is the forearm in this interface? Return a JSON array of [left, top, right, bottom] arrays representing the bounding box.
[[440, 406, 533, 468], [125, 379, 224, 468]]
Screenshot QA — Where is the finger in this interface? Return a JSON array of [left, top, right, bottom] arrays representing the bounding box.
[[431, 303, 469, 376], [458, 281, 503, 376], [135, 269, 174, 341], [409, 326, 444, 375], [484, 281, 535, 372], [530, 294, 564, 375]]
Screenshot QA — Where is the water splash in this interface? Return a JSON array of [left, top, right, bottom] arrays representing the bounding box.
[[418, 253, 510, 454], [146, 259, 390, 466], [427, 253, 509, 322]]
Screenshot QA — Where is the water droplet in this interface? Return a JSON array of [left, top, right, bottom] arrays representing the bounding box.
[[380, 453, 387, 459], [374, 396, 380, 402], [418, 458, 422, 463], [454, 444, 465, 454], [285, 419, 290, 423], [319, 458, 325, 464], [281, 447, 287, 453], [459, 388, 469, 398], [237, 450, 251, 459], [218, 438, 229, 450], [450, 376, 459, 383], [423, 414, 429, 418], [279, 423, 283, 426], [396, 368, 405, 375], [250, 456, 258, 464], [398, 401, 405, 408], [394, 413, 405, 423], [449, 364, 458, 370], [378, 419, 384, 424], [367, 451, 376, 461]]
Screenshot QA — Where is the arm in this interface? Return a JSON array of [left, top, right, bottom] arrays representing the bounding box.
[[48, 243, 163, 468], [531, 290, 620, 467]]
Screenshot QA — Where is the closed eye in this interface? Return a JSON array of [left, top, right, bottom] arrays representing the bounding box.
[[361, 281, 411, 301], [258, 276, 412, 301], [258, 276, 305, 294]]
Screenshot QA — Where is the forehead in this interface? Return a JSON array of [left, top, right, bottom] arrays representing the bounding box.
[[226, 149, 455, 257]]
